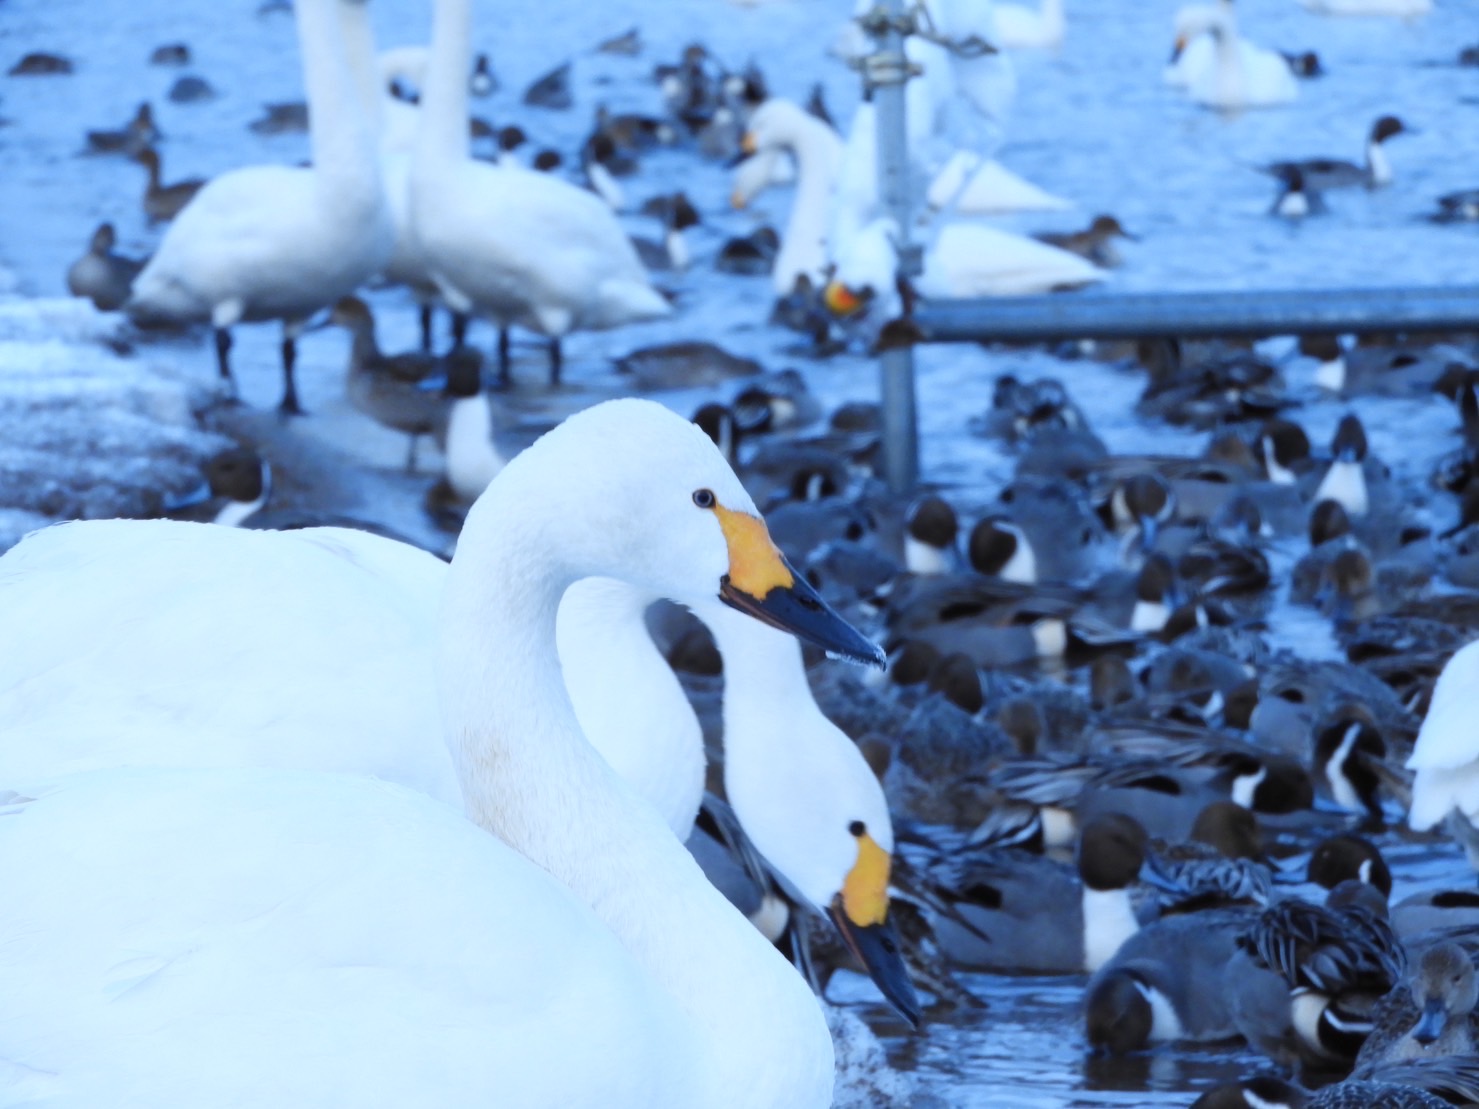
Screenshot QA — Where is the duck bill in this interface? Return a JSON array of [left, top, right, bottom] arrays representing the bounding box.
[[829, 902, 922, 1027], [1414, 997, 1449, 1045], [720, 570, 884, 668]]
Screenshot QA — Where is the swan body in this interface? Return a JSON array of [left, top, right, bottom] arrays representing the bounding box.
[[410, 0, 668, 347], [1172, 6, 1298, 110], [1408, 639, 1479, 831], [993, 0, 1066, 49], [0, 399, 888, 1106], [1297, 0, 1430, 13], [833, 216, 1105, 307], [927, 150, 1073, 214], [126, 0, 393, 412]]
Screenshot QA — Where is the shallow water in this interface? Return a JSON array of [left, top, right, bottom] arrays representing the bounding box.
[[3, 0, 1479, 1104]]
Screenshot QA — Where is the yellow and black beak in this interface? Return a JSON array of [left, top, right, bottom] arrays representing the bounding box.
[[712, 503, 885, 668], [828, 827, 921, 1026]]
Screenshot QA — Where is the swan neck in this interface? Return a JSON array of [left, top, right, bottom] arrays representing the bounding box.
[[437, 480, 830, 1105], [338, 1, 384, 137], [419, 0, 472, 167], [297, 0, 377, 182]]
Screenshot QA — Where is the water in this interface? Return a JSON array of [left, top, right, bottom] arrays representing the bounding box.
[[2, 0, 1479, 1103]]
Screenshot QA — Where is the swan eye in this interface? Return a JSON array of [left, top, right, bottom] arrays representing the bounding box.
[[692, 488, 716, 509], [848, 820, 865, 837]]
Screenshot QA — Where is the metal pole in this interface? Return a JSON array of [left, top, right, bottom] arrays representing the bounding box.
[[863, 1, 920, 493], [914, 286, 1479, 344]]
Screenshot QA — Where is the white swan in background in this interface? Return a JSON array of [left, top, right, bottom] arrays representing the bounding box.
[[410, 0, 669, 385], [735, 98, 844, 295], [1297, 0, 1430, 14], [125, 0, 393, 415], [927, 149, 1073, 214], [828, 215, 1104, 315], [0, 400, 895, 1106], [1171, 4, 1297, 110], [1408, 639, 1479, 832], [993, 0, 1067, 50]]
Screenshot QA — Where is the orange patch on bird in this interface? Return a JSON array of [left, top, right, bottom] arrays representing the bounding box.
[[842, 830, 891, 927], [823, 281, 864, 318], [713, 504, 793, 598]]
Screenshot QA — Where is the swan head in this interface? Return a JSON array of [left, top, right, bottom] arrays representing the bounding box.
[[471, 399, 884, 668]]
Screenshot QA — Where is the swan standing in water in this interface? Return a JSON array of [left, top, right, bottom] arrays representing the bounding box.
[[124, 0, 393, 415], [0, 400, 886, 1106], [410, 0, 669, 385]]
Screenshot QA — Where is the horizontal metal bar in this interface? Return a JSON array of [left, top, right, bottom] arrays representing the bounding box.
[[912, 286, 1479, 344]]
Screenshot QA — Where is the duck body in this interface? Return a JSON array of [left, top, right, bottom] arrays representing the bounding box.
[[66, 223, 143, 311]]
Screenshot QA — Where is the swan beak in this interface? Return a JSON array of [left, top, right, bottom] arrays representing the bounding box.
[[823, 281, 865, 318], [829, 830, 920, 1026], [730, 189, 748, 210], [1169, 37, 1186, 63], [713, 504, 885, 668], [740, 131, 757, 155]]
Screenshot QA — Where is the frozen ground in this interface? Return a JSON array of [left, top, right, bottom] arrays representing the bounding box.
[[2, 0, 1479, 1103]]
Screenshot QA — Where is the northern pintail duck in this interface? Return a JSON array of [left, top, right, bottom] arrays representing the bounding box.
[[167, 74, 217, 104], [631, 192, 699, 273], [85, 102, 160, 156], [1431, 189, 1479, 224], [1271, 167, 1328, 220], [424, 348, 506, 527], [1085, 907, 1254, 1053], [66, 223, 144, 312], [150, 43, 191, 66], [522, 61, 572, 110], [1193, 1058, 1479, 1108], [934, 813, 1153, 973], [1353, 941, 1479, 1073], [164, 447, 272, 527], [321, 297, 450, 470], [131, 146, 206, 224], [967, 516, 1038, 583], [904, 495, 959, 574], [1033, 215, 1136, 268], [1314, 414, 1374, 517], [1268, 116, 1411, 191], [8, 52, 73, 76]]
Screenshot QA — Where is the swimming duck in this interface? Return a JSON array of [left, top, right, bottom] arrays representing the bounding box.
[[65, 223, 144, 312], [410, 0, 669, 387], [1271, 167, 1328, 220], [904, 495, 959, 574], [131, 146, 206, 224], [7, 52, 73, 75], [1193, 1060, 1479, 1108], [1265, 116, 1411, 191], [1033, 215, 1136, 268], [126, 0, 394, 415], [84, 101, 159, 156], [934, 813, 1153, 973], [1430, 189, 1479, 224], [0, 399, 887, 1107]]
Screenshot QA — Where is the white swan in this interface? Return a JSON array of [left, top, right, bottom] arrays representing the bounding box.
[[736, 99, 844, 296], [410, 0, 669, 385], [1297, 0, 1430, 14], [125, 0, 393, 415], [1171, 4, 1298, 110], [0, 399, 889, 1105], [927, 149, 1073, 215], [828, 215, 1105, 314], [1408, 639, 1479, 832], [993, 0, 1067, 49]]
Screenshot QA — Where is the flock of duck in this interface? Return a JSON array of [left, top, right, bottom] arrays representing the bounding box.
[[5, 0, 1479, 1104]]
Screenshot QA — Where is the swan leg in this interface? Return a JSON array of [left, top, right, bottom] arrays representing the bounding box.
[[278, 336, 305, 417], [419, 305, 434, 353], [212, 328, 240, 404], [452, 312, 470, 349], [549, 337, 562, 387], [496, 327, 511, 386], [405, 433, 419, 474]]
